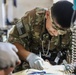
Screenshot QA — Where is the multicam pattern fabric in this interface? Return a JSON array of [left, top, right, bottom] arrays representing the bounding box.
[[8, 7, 72, 72]]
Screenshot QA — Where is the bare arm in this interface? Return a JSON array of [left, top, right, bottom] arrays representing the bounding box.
[[13, 42, 30, 60]]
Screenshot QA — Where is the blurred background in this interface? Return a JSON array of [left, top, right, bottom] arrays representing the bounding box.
[[0, 0, 52, 28]]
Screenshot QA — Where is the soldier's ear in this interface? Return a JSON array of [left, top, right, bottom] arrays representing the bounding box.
[[45, 10, 51, 19]]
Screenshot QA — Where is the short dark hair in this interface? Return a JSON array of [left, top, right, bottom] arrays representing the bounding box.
[[51, 1, 73, 28]]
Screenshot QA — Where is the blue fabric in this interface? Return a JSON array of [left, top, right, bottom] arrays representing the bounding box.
[[13, 0, 17, 7], [73, 0, 76, 10]]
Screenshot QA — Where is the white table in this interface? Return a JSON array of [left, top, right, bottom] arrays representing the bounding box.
[[13, 69, 71, 75]]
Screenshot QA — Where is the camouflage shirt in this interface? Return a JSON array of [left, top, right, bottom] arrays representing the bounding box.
[[8, 7, 72, 71]]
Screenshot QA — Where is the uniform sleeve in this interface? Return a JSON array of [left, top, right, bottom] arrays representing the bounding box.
[[8, 7, 46, 47], [8, 8, 36, 45], [8, 25, 24, 45]]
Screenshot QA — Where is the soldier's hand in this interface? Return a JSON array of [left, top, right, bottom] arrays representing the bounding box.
[[26, 53, 51, 70], [0, 42, 21, 70]]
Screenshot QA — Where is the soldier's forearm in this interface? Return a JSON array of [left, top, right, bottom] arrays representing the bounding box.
[[13, 42, 31, 60]]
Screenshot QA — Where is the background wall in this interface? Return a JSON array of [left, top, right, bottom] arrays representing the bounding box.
[[16, 0, 53, 18], [0, 0, 53, 28], [53, 0, 73, 3]]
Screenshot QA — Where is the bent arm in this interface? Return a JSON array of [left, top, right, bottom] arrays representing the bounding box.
[[13, 42, 30, 60]]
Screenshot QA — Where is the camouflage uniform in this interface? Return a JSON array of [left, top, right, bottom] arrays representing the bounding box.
[[8, 7, 72, 72]]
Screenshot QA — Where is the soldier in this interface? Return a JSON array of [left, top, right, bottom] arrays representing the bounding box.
[[8, 1, 73, 71]]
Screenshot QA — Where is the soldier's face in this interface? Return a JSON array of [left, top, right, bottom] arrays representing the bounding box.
[[46, 11, 58, 36], [46, 11, 67, 36]]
